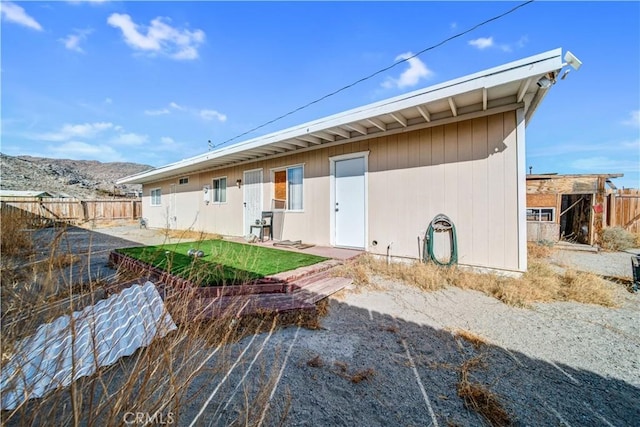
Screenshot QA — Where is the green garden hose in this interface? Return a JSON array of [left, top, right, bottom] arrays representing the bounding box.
[[423, 214, 458, 266]]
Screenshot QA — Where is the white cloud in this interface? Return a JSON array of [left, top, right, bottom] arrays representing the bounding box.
[[382, 52, 433, 90], [110, 132, 148, 145], [1, 2, 43, 31], [158, 136, 182, 150], [469, 36, 527, 52], [107, 13, 205, 60], [450, 22, 457, 30], [469, 37, 494, 50], [169, 101, 186, 111], [38, 122, 114, 141], [104, 98, 113, 104], [570, 156, 640, 173], [59, 29, 93, 53], [144, 108, 170, 116], [199, 109, 227, 122], [622, 110, 640, 127]]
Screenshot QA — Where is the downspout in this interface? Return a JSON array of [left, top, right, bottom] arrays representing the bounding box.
[[386, 242, 393, 265]]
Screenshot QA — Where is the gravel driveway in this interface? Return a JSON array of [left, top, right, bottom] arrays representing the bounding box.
[[549, 247, 640, 279]]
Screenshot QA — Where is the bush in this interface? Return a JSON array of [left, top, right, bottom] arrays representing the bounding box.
[[601, 227, 637, 251]]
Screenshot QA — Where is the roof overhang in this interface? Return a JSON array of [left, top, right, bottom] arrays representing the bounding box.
[[120, 48, 568, 185]]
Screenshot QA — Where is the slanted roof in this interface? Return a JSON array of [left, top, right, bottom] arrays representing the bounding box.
[[0, 190, 54, 198], [527, 174, 624, 180], [120, 48, 569, 185]]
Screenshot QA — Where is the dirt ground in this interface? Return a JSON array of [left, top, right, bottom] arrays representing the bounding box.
[[195, 279, 639, 426], [6, 224, 640, 426]]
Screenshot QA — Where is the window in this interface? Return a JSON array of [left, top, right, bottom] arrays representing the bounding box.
[[212, 177, 227, 203], [150, 188, 161, 206], [178, 177, 189, 185], [273, 165, 303, 211], [527, 208, 554, 222]]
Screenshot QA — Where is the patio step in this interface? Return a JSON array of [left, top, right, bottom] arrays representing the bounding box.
[[172, 267, 352, 323], [293, 276, 352, 304], [267, 259, 343, 283]]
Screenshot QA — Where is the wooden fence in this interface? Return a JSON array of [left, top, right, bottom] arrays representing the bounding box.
[[0, 198, 142, 224], [608, 189, 640, 234]]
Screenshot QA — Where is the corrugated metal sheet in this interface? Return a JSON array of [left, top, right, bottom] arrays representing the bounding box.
[[1, 282, 176, 410]]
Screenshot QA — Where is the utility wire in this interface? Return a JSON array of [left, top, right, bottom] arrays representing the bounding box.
[[217, 0, 535, 147]]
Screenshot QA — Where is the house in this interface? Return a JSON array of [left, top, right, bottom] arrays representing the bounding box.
[[526, 173, 625, 245], [0, 190, 54, 199], [118, 48, 580, 273]]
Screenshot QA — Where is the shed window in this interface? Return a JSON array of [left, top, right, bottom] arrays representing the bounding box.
[[213, 177, 227, 203], [273, 166, 303, 211], [150, 188, 161, 206], [527, 208, 554, 222], [178, 177, 189, 185]]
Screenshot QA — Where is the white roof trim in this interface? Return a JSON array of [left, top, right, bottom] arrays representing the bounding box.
[[120, 48, 566, 184]]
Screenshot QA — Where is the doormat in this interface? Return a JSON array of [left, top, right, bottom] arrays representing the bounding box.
[[273, 240, 315, 249]]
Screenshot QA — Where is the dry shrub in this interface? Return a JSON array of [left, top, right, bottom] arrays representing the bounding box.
[[457, 356, 511, 427], [345, 255, 617, 308], [601, 227, 637, 251]]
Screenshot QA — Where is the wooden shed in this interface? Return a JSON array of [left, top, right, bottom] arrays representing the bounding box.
[[526, 173, 622, 245]]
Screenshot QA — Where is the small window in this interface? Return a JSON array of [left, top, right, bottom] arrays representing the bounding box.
[[273, 165, 303, 211], [178, 177, 189, 185], [212, 177, 227, 203], [150, 188, 161, 206], [527, 208, 554, 222]]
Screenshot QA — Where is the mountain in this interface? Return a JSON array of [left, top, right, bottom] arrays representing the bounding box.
[[0, 153, 153, 199]]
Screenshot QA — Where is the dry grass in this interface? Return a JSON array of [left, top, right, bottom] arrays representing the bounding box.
[[164, 228, 223, 241], [330, 361, 376, 384], [527, 241, 553, 259], [457, 356, 511, 427], [1, 208, 34, 256], [0, 212, 317, 426], [454, 329, 489, 350], [601, 227, 637, 251], [338, 251, 617, 308]]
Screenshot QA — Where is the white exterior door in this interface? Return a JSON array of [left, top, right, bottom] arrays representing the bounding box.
[[243, 169, 263, 235], [335, 157, 366, 248]]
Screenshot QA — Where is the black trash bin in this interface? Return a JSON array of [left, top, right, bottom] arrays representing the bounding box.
[[631, 255, 640, 293]]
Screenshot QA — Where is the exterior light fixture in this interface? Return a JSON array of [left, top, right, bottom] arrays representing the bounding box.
[[536, 76, 552, 89], [236, 179, 242, 188]]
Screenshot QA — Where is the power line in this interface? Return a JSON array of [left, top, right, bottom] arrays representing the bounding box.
[[217, 0, 535, 147]]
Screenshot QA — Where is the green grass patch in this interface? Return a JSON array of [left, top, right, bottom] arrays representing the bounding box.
[[115, 239, 328, 286]]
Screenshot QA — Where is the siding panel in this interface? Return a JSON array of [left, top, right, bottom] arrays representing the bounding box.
[[141, 111, 523, 272]]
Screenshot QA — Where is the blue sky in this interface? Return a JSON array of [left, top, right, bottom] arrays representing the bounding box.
[[2, 1, 639, 188]]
